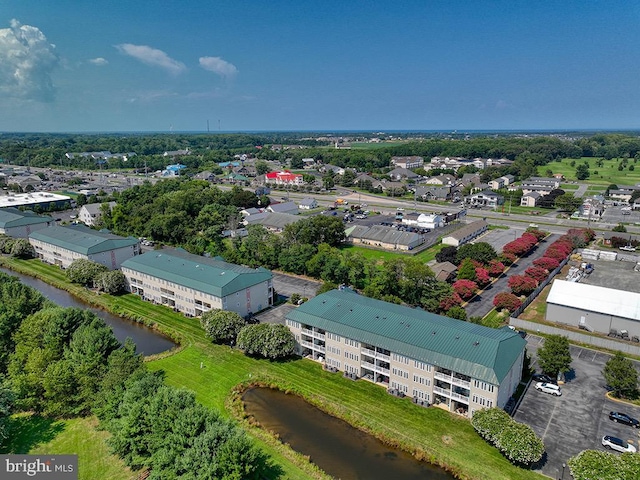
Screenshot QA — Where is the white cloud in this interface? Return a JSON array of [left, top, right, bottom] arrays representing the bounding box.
[[0, 19, 59, 102], [115, 43, 186, 74], [199, 56, 238, 80], [89, 57, 108, 66]]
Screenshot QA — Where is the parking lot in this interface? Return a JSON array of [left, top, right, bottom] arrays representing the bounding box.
[[601, 204, 640, 225], [515, 335, 640, 478]]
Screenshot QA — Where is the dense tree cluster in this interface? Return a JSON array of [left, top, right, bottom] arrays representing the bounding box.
[[200, 310, 247, 345], [472, 408, 544, 466], [568, 449, 640, 480], [66, 258, 109, 286], [0, 272, 263, 478], [236, 324, 296, 359]]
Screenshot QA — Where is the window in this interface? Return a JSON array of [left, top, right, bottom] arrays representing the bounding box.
[[392, 367, 409, 379], [472, 395, 493, 408], [412, 389, 430, 401], [392, 353, 409, 364], [473, 380, 495, 393], [391, 381, 408, 393], [413, 374, 430, 386]]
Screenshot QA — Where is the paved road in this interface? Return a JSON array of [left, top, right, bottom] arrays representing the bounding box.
[[516, 335, 640, 479], [464, 234, 560, 319]]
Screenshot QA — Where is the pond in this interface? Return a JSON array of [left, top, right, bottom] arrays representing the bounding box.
[[243, 387, 455, 480], [0, 266, 176, 355]]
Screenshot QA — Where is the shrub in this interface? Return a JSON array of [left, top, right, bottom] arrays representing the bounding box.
[[524, 266, 549, 284], [475, 267, 491, 286], [472, 407, 544, 466], [200, 310, 247, 345], [508, 275, 538, 296], [493, 292, 522, 313], [95, 270, 128, 295], [236, 324, 295, 359], [452, 279, 478, 300], [439, 293, 463, 312], [66, 259, 109, 286], [568, 449, 640, 480], [533, 257, 560, 271], [487, 259, 505, 277]]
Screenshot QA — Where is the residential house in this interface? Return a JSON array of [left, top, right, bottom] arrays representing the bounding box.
[[78, 201, 116, 227], [430, 262, 458, 282], [321, 164, 346, 175], [298, 198, 318, 210], [413, 185, 452, 201], [354, 174, 382, 190], [521, 177, 561, 191], [242, 212, 300, 232], [121, 248, 273, 318], [267, 201, 299, 215], [388, 167, 419, 181], [29, 224, 140, 269], [441, 220, 489, 247], [285, 289, 526, 418], [425, 174, 456, 186], [391, 156, 424, 169], [0, 207, 53, 238], [520, 192, 542, 207], [467, 191, 504, 209]]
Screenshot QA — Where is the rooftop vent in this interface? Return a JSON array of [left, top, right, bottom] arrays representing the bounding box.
[[432, 331, 436, 335], [473, 341, 480, 346]]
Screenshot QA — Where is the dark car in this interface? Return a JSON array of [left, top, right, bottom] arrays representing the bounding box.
[[532, 373, 556, 384], [609, 411, 640, 428]]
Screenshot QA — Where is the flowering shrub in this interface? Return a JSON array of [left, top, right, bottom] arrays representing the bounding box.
[[493, 292, 523, 312], [472, 408, 544, 466], [439, 292, 463, 311], [568, 449, 640, 480], [499, 252, 516, 265], [508, 275, 538, 295], [525, 266, 549, 284], [487, 259, 506, 276], [532, 256, 560, 271], [525, 228, 547, 241], [475, 267, 491, 286], [453, 279, 478, 300]]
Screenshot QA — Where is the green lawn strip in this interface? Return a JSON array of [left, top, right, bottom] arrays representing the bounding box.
[[4, 414, 134, 480], [2, 257, 545, 480], [541, 157, 640, 185]]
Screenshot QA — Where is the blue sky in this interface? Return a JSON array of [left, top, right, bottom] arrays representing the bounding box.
[[1, 1, 639, 132]]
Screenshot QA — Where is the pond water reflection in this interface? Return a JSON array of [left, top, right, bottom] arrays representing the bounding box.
[[0, 266, 176, 355], [243, 387, 455, 480]]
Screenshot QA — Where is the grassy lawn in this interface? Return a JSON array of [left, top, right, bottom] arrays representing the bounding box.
[[541, 157, 640, 185], [0, 257, 546, 480], [3, 415, 134, 480], [339, 242, 446, 263]]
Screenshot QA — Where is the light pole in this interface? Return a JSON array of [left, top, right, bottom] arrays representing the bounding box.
[[560, 462, 566, 480]]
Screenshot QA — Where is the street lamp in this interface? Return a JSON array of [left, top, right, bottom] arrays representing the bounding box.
[[560, 462, 566, 480]]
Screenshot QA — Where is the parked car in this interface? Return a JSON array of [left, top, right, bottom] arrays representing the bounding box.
[[609, 411, 640, 428], [532, 373, 556, 384], [534, 382, 561, 396], [602, 435, 637, 453]]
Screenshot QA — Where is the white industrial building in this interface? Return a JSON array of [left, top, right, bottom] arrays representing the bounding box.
[[546, 280, 640, 337]]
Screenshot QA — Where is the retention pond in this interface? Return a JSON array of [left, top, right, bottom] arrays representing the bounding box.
[[0, 266, 176, 355], [243, 387, 455, 480]]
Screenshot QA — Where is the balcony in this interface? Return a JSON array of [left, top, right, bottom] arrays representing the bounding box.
[[433, 386, 450, 397], [300, 340, 325, 353], [434, 371, 471, 389], [360, 347, 391, 361], [301, 328, 325, 340]]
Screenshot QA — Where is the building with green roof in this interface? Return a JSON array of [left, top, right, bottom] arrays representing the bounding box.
[[0, 207, 53, 238], [29, 224, 140, 269], [285, 289, 526, 418], [121, 248, 273, 318]]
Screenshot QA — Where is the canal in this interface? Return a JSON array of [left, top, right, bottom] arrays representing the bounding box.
[[243, 387, 455, 480], [0, 266, 176, 355]]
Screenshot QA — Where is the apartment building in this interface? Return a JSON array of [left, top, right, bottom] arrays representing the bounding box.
[[285, 289, 526, 418], [0, 207, 53, 238], [29, 224, 140, 269], [120, 248, 273, 318]]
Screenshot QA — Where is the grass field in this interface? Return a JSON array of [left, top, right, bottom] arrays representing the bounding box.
[[0, 257, 546, 480], [540, 157, 640, 186], [3, 415, 134, 480], [339, 242, 446, 263]]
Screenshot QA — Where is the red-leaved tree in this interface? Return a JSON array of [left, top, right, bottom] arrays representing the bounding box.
[[439, 292, 463, 311], [533, 257, 560, 271], [487, 259, 505, 277], [475, 267, 491, 286], [508, 275, 538, 295], [453, 279, 478, 300], [493, 292, 523, 313], [525, 266, 549, 284]]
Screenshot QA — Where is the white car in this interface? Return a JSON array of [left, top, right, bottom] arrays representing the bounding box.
[[534, 382, 561, 396], [602, 435, 637, 453]]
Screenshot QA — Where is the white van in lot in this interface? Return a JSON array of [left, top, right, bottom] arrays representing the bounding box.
[[535, 382, 562, 396]]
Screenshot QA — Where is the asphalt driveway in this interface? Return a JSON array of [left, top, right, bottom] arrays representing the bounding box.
[[515, 335, 640, 479]]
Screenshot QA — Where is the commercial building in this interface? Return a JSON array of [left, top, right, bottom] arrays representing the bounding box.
[[0, 192, 72, 210], [29, 224, 140, 269], [441, 220, 488, 247], [0, 207, 53, 238], [285, 289, 526, 418], [546, 280, 640, 337], [121, 248, 273, 318]]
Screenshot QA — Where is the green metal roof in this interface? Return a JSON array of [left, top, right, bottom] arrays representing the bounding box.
[[29, 224, 139, 255], [0, 207, 52, 228], [286, 289, 525, 385], [121, 248, 272, 298]]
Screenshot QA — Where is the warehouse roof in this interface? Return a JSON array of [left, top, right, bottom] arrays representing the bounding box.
[[286, 289, 525, 384], [346, 224, 422, 247], [29, 224, 138, 255], [121, 248, 272, 298], [547, 279, 640, 321], [443, 219, 488, 241], [0, 207, 52, 228]]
